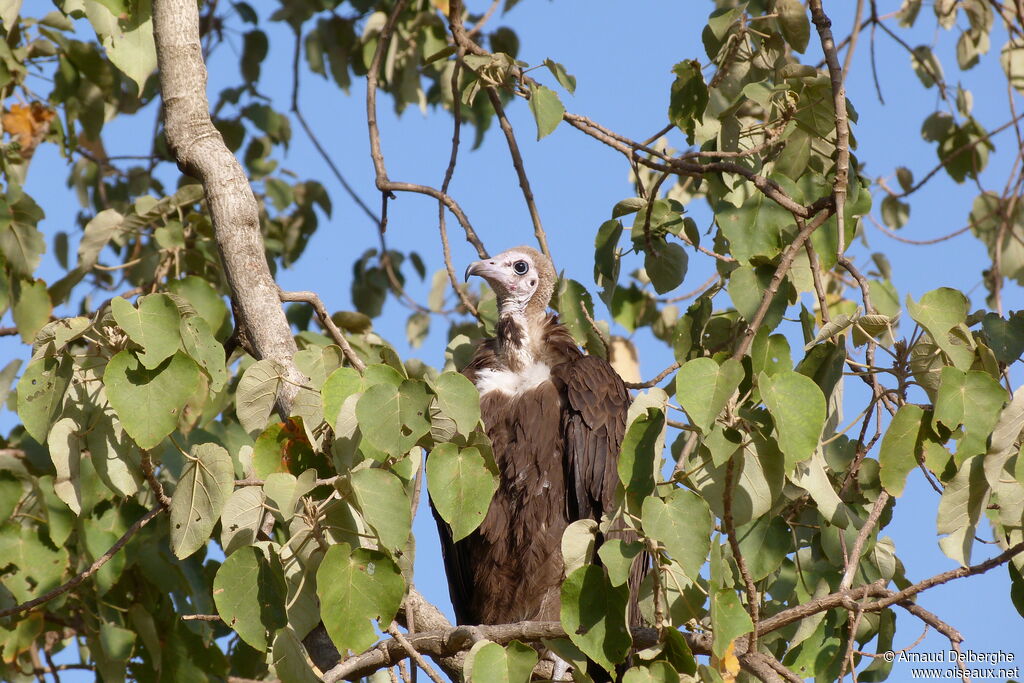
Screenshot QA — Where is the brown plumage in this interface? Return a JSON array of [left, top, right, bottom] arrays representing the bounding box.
[[431, 246, 643, 633]]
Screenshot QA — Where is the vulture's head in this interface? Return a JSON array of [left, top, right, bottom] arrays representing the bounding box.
[[465, 246, 556, 316]]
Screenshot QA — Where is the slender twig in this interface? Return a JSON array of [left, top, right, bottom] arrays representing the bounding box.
[[141, 451, 171, 509], [841, 0, 866, 82], [805, 242, 831, 325], [863, 541, 1024, 612], [278, 290, 365, 372], [625, 361, 679, 390], [182, 614, 222, 621], [808, 0, 851, 259], [839, 492, 889, 591], [732, 211, 833, 359], [724, 457, 760, 651], [365, 0, 487, 258], [387, 623, 446, 683], [289, 28, 379, 226], [464, 0, 500, 38], [436, 43, 480, 319], [868, 213, 972, 245], [0, 506, 164, 618]]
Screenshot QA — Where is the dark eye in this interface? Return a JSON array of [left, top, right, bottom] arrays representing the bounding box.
[[513, 260, 529, 275]]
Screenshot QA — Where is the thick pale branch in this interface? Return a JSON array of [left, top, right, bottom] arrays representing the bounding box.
[[153, 0, 304, 408], [323, 621, 684, 682]]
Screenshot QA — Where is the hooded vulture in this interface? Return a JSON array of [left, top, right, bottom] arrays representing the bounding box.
[[432, 246, 642, 638]]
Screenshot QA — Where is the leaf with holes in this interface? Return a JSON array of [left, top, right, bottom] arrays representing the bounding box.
[[560, 565, 631, 673], [105, 351, 200, 450], [316, 543, 404, 654], [170, 443, 234, 559], [214, 546, 288, 651]]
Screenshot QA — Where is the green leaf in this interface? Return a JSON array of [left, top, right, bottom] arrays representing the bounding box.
[[350, 468, 411, 552], [236, 359, 284, 435], [642, 489, 712, 580], [316, 543, 404, 654], [981, 313, 1024, 364], [716, 181, 796, 264], [214, 546, 288, 651], [356, 380, 431, 456], [728, 265, 792, 334], [270, 627, 321, 683], [321, 367, 362, 430], [180, 316, 227, 392], [433, 371, 481, 435], [675, 358, 743, 433], [12, 279, 51, 343], [879, 404, 925, 496], [105, 351, 201, 450], [710, 588, 754, 657], [557, 278, 607, 354], [111, 294, 182, 369], [0, 211, 45, 278], [426, 443, 498, 541], [759, 371, 826, 470], [264, 470, 316, 523], [0, 472, 22, 524], [933, 367, 1006, 465], [220, 486, 266, 554], [937, 455, 989, 566], [168, 275, 228, 335], [880, 195, 910, 229], [776, 0, 810, 53], [644, 242, 688, 294], [1001, 39, 1024, 93], [169, 442, 234, 559], [47, 417, 82, 515], [597, 539, 642, 587], [618, 409, 664, 513], [668, 60, 708, 136], [543, 58, 576, 93], [735, 515, 790, 581], [466, 640, 538, 683], [907, 288, 973, 369], [623, 661, 680, 683], [77, 209, 123, 270], [528, 83, 564, 140], [560, 565, 631, 673], [84, 0, 157, 93]]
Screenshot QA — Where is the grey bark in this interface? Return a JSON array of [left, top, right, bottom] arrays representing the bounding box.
[[151, 0, 445, 675], [152, 0, 302, 407]]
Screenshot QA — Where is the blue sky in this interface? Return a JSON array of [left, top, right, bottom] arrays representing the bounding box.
[[5, 0, 1024, 677]]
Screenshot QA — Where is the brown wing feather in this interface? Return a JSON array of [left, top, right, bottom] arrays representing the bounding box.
[[549, 331, 648, 629]]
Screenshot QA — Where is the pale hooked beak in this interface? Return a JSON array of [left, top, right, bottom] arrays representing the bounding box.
[[464, 259, 501, 282]]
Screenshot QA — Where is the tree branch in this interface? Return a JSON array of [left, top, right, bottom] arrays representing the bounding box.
[[153, 0, 305, 410], [808, 0, 851, 258], [278, 290, 366, 372], [0, 506, 163, 618]]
